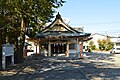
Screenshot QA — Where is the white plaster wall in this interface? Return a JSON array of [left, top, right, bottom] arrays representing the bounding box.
[[69, 43, 80, 54], [91, 34, 107, 49]]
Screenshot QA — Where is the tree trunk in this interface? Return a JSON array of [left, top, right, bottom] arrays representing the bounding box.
[[0, 30, 2, 69], [17, 18, 26, 63], [13, 36, 18, 63]]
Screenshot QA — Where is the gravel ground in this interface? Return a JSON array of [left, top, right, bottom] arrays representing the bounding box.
[[83, 52, 120, 80], [0, 52, 120, 80]]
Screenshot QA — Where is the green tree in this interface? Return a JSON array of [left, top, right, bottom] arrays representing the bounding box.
[[98, 39, 106, 51], [89, 40, 96, 50], [105, 38, 114, 51], [97, 38, 113, 51], [0, 0, 65, 63]]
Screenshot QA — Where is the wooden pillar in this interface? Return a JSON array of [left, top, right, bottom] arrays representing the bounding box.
[[34, 41, 38, 60], [48, 42, 51, 57], [65, 42, 69, 57], [76, 38, 79, 57], [35, 45, 38, 59], [80, 41, 83, 59]]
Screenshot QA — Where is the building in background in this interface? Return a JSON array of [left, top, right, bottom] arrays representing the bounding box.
[[90, 33, 108, 49]]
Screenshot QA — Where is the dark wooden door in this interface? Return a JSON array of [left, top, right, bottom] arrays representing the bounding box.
[[51, 44, 66, 54]]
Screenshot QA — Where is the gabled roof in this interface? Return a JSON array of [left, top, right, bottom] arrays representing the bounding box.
[[91, 33, 108, 37], [36, 13, 91, 39], [41, 12, 79, 33]]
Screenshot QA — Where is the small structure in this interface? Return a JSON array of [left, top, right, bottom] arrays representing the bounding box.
[[36, 13, 91, 58], [2, 44, 14, 70], [90, 33, 108, 49]]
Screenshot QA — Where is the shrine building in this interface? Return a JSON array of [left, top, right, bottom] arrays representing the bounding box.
[[35, 13, 91, 58]]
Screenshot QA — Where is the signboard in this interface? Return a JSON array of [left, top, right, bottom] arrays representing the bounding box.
[[2, 44, 14, 56], [2, 44, 14, 70]]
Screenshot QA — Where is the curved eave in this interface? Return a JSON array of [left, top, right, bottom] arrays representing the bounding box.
[[35, 32, 91, 39]]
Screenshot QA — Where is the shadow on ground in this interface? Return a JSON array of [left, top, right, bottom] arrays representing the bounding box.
[[0, 52, 120, 80]]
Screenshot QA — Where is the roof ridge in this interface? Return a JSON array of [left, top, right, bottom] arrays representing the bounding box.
[[41, 13, 80, 33]]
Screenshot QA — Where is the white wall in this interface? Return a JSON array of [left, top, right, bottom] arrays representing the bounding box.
[[91, 34, 107, 49]]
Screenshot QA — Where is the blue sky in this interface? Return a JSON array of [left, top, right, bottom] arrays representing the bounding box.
[[56, 0, 120, 36]]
